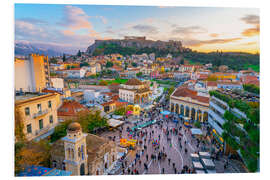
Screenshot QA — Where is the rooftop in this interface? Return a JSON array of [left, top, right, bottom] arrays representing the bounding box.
[[171, 86, 209, 104]]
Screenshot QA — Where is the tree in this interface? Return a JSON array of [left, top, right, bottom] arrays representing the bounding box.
[[50, 120, 72, 142], [50, 57, 58, 64], [114, 107, 126, 116], [15, 140, 51, 175], [77, 50, 82, 57], [15, 108, 25, 142], [62, 54, 66, 62], [136, 72, 143, 77], [80, 62, 89, 67], [131, 62, 138, 67], [106, 61, 113, 68], [77, 111, 108, 133], [99, 80, 108, 86]]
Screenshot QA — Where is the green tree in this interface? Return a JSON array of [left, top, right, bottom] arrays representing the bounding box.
[[136, 72, 143, 77], [114, 107, 126, 115], [50, 57, 57, 64], [131, 62, 137, 67], [106, 61, 113, 68], [62, 54, 66, 62], [80, 62, 89, 67], [77, 50, 82, 57]]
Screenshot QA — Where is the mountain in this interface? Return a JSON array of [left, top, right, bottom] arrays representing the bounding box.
[[86, 37, 191, 57], [15, 42, 63, 57]]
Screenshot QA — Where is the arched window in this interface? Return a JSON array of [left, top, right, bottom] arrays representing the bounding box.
[[78, 147, 81, 159], [68, 148, 71, 160], [71, 148, 74, 160]]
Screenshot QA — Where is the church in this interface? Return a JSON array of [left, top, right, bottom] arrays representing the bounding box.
[[50, 122, 118, 175], [119, 78, 152, 104]]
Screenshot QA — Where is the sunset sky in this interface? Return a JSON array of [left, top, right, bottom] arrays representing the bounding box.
[[15, 4, 260, 54]]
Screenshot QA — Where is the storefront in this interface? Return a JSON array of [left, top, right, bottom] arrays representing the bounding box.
[[211, 129, 224, 152]]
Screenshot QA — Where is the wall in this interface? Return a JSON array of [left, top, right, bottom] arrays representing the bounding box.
[[15, 93, 60, 141]]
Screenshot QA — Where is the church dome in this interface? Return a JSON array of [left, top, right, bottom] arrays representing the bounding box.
[[67, 122, 81, 132]]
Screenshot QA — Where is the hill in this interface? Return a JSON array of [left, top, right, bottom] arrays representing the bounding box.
[[15, 42, 62, 57], [86, 37, 191, 57]]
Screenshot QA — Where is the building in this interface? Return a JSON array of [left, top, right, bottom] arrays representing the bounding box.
[[15, 54, 51, 92], [101, 101, 128, 113], [119, 78, 152, 104], [51, 78, 64, 90], [217, 81, 243, 90], [15, 92, 61, 141], [65, 68, 86, 78], [50, 122, 118, 175], [124, 36, 146, 40], [57, 99, 89, 122], [208, 89, 259, 172], [170, 86, 209, 122]]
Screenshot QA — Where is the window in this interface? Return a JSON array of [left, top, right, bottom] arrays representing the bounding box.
[[48, 101, 52, 108], [39, 119, 43, 130], [49, 115, 53, 124], [37, 104, 42, 113], [27, 124, 32, 133], [25, 107, 30, 116]]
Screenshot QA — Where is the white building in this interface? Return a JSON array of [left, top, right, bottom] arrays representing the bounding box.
[[51, 78, 64, 90], [66, 68, 86, 78]]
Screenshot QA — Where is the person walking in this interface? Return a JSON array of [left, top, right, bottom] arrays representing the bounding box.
[[168, 158, 171, 165], [146, 154, 149, 161], [162, 168, 165, 174]]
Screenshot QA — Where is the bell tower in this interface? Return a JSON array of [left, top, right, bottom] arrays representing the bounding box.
[[62, 122, 88, 175]]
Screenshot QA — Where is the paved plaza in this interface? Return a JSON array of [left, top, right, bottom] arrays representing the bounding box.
[[98, 94, 247, 175]]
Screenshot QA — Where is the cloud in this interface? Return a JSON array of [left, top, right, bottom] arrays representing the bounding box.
[[240, 14, 260, 37], [241, 42, 257, 46], [171, 26, 207, 35], [59, 5, 92, 30], [18, 18, 47, 25], [132, 24, 159, 34], [96, 16, 108, 24], [241, 14, 259, 25], [184, 37, 242, 47], [15, 20, 46, 37], [209, 33, 219, 38], [242, 25, 260, 37]]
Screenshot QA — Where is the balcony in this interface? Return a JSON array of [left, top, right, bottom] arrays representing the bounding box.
[[208, 109, 225, 126], [33, 109, 49, 119], [208, 117, 224, 136], [209, 101, 226, 115]]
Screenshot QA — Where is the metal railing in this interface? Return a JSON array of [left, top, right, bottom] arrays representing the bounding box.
[[33, 109, 49, 119]]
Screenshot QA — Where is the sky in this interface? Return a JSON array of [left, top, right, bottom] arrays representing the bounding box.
[[14, 4, 260, 54]]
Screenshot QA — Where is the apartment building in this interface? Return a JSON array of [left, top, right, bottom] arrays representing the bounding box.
[[15, 54, 51, 92], [208, 89, 259, 172], [15, 92, 61, 141]]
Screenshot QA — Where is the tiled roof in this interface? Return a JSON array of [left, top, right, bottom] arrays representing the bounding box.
[[172, 87, 209, 104], [57, 100, 89, 117], [207, 81, 218, 87], [125, 78, 143, 85]]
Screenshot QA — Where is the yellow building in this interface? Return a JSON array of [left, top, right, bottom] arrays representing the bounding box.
[[15, 92, 61, 141], [213, 73, 237, 80], [15, 54, 51, 92]]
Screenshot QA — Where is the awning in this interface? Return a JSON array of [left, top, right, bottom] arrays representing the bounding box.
[[212, 132, 224, 145], [161, 110, 171, 115], [108, 119, 124, 128], [190, 128, 203, 135]]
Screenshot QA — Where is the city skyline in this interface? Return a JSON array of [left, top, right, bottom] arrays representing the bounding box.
[[15, 4, 259, 54]]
